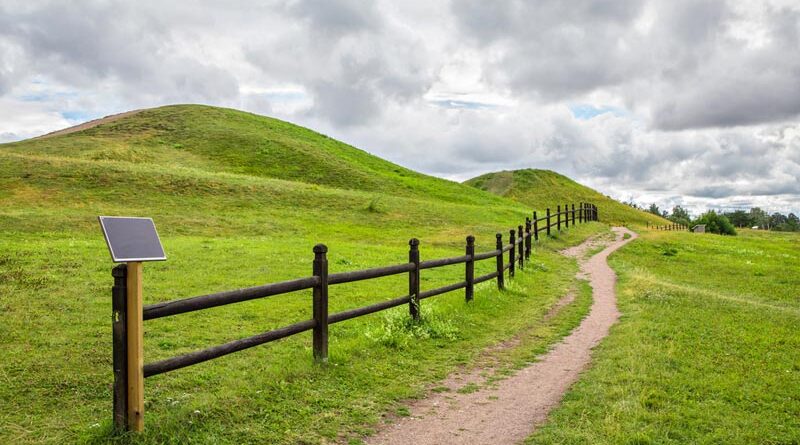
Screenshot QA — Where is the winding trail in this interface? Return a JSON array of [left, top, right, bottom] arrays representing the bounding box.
[[367, 227, 637, 445]]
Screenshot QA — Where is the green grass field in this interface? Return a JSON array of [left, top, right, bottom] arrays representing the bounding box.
[[0, 105, 610, 444], [528, 228, 800, 444], [6, 104, 793, 444]]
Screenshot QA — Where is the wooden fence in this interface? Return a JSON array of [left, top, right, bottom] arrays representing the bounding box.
[[110, 202, 598, 431], [647, 222, 687, 231]]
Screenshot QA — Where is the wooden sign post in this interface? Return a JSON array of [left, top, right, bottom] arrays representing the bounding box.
[[99, 216, 166, 432], [126, 261, 144, 431]]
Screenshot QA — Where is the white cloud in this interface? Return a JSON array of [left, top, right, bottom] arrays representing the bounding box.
[[0, 0, 798, 214]]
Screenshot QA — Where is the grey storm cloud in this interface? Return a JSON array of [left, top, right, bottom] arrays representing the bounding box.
[[0, 0, 799, 214], [450, 0, 800, 132], [0, 1, 240, 104], [245, 0, 435, 126]]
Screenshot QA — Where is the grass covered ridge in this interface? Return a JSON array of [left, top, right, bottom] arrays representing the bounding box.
[[465, 169, 669, 226]]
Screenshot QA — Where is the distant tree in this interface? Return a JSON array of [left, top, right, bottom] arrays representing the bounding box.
[[770, 212, 788, 230], [694, 211, 736, 235], [725, 210, 752, 228], [648, 203, 661, 216], [749, 207, 769, 229], [669, 205, 691, 226], [787, 213, 800, 232]]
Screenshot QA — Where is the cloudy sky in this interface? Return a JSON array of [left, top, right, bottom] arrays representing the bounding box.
[[1, 0, 799, 215]]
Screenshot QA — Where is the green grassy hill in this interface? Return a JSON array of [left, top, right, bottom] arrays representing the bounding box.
[[465, 169, 669, 226], [4, 104, 501, 205], [0, 104, 529, 238], [0, 105, 606, 444]]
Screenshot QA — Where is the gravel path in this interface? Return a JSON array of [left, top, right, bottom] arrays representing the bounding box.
[[367, 227, 637, 445]]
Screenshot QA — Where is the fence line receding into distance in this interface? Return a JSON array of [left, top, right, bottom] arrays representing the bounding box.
[[646, 221, 688, 231], [110, 202, 599, 431]]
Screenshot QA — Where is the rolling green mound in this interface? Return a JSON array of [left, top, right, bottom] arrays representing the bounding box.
[[2, 104, 500, 205], [465, 169, 669, 226], [0, 104, 530, 238]]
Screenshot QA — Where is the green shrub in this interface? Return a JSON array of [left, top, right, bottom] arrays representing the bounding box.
[[693, 211, 737, 235]]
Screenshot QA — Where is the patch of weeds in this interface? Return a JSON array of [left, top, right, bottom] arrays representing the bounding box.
[[366, 196, 385, 213], [660, 245, 678, 256], [431, 386, 450, 393], [623, 233, 632, 240], [456, 383, 480, 394], [395, 406, 411, 417], [365, 307, 460, 349], [532, 262, 549, 272]]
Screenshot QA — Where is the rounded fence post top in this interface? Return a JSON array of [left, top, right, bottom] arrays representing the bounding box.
[[111, 264, 127, 277], [313, 244, 328, 254], [466, 235, 475, 244], [496, 232, 502, 239], [409, 238, 420, 246], [509, 229, 515, 236], [518, 225, 523, 230]]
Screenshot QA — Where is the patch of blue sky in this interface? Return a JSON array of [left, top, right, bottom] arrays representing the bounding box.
[[569, 104, 628, 120], [430, 99, 496, 110], [61, 110, 94, 122], [19, 90, 79, 102]]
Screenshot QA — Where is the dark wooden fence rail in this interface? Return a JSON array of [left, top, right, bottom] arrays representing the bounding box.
[[646, 221, 688, 231], [111, 202, 599, 430]]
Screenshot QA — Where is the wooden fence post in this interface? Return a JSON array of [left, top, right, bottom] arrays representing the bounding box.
[[509, 229, 516, 277], [312, 244, 329, 362], [594, 204, 598, 221], [517, 225, 524, 269], [112, 265, 128, 431], [533, 211, 539, 242], [409, 238, 420, 320], [465, 236, 475, 302], [495, 233, 504, 290], [579, 203, 583, 223], [557, 205, 561, 232], [572, 204, 576, 225], [566, 202, 570, 227], [525, 217, 532, 259]]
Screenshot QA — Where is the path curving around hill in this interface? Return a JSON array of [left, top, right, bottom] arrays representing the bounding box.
[[367, 227, 638, 445]]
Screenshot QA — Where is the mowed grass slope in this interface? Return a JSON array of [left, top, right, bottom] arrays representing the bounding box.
[[465, 169, 669, 226], [0, 105, 606, 444], [528, 229, 800, 444]]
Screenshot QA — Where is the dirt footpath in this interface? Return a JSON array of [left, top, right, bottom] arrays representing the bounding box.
[[367, 227, 637, 445]]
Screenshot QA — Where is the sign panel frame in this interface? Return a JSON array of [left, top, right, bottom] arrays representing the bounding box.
[[98, 216, 167, 263]]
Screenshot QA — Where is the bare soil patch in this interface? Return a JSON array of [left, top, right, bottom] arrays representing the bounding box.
[[34, 109, 143, 139]]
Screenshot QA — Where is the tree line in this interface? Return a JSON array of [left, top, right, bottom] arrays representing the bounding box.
[[625, 202, 800, 235]]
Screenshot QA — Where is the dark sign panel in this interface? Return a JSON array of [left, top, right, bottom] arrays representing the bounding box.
[[98, 216, 167, 262]]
